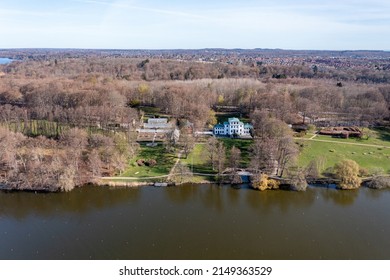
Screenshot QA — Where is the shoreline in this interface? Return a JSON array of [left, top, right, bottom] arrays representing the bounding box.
[[1, 175, 389, 193]]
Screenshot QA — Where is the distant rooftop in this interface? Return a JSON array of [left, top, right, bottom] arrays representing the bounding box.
[[147, 118, 168, 124], [144, 118, 171, 129]]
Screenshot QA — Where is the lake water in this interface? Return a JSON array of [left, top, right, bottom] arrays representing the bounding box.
[[0, 57, 13, 64], [1, 184, 390, 260]]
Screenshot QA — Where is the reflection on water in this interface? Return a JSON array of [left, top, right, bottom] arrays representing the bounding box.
[[0, 186, 140, 219], [321, 188, 359, 206], [1, 184, 390, 260], [164, 184, 198, 204], [245, 187, 317, 213]]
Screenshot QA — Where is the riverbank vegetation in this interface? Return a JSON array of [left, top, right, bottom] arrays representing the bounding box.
[[1, 49, 390, 191], [0, 126, 137, 192]]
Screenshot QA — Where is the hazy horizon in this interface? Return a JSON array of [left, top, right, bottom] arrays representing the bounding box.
[[0, 0, 390, 50], [1, 47, 390, 52]]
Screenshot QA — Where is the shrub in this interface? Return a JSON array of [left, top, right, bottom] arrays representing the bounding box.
[[359, 167, 369, 177], [307, 124, 316, 132], [367, 176, 390, 189], [290, 174, 308, 192], [252, 174, 280, 191], [334, 159, 362, 190], [147, 159, 157, 167], [295, 131, 306, 138], [137, 159, 157, 167], [267, 179, 280, 189], [306, 157, 326, 178], [287, 167, 308, 191], [370, 167, 385, 176]]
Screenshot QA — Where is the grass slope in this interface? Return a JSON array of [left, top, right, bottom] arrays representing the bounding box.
[[298, 128, 390, 174], [180, 143, 215, 174], [121, 144, 177, 178], [219, 138, 253, 168]]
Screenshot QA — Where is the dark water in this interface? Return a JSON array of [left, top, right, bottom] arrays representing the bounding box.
[[1, 184, 390, 260], [0, 58, 13, 64]]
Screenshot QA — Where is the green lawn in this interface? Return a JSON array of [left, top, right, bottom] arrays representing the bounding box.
[[121, 144, 177, 178], [119, 126, 390, 180], [298, 139, 390, 174], [219, 138, 253, 167], [180, 143, 215, 174], [215, 113, 250, 125], [139, 106, 161, 115], [314, 127, 390, 147], [180, 138, 253, 172], [296, 132, 316, 139]]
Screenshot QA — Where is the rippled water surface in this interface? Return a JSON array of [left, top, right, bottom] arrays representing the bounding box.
[[1, 184, 390, 259]]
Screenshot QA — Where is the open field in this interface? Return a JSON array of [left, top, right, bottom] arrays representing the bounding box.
[[297, 130, 390, 174], [314, 127, 390, 147], [121, 144, 177, 178], [298, 132, 317, 139]]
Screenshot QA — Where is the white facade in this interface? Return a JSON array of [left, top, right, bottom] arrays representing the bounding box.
[[213, 118, 252, 137]]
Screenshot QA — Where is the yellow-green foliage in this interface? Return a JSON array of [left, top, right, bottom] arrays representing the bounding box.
[[217, 95, 224, 105], [334, 159, 362, 190], [252, 174, 280, 191], [207, 110, 218, 127], [267, 178, 280, 189], [137, 83, 150, 94]]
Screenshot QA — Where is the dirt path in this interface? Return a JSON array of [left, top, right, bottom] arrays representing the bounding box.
[[295, 137, 390, 148], [167, 149, 183, 180], [101, 175, 169, 180]]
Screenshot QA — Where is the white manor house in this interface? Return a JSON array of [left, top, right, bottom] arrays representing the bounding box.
[[213, 118, 253, 137]]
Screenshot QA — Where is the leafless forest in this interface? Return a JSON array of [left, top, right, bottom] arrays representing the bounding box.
[[0, 49, 389, 191]]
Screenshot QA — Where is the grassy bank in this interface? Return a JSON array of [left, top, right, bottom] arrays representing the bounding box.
[[180, 143, 214, 173], [121, 144, 177, 178], [297, 128, 390, 174], [179, 143, 216, 182], [118, 136, 254, 182], [219, 138, 253, 168]]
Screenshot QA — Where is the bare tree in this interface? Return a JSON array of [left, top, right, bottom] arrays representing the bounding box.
[[215, 141, 226, 176], [275, 136, 298, 177], [88, 149, 103, 179], [205, 137, 219, 170], [249, 138, 277, 174], [229, 146, 241, 171], [181, 132, 195, 159]]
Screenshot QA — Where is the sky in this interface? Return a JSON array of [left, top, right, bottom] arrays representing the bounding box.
[[0, 0, 389, 50]]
